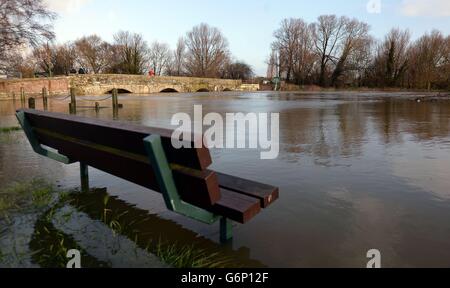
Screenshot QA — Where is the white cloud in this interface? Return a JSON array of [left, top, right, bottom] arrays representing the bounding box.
[[45, 0, 93, 14], [401, 0, 450, 17]]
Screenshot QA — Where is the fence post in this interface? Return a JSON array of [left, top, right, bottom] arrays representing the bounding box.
[[42, 87, 48, 110], [20, 87, 25, 103], [80, 162, 89, 192], [112, 88, 118, 109], [28, 97, 36, 109], [112, 88, 119, 118], [70, 88, 76, 114]]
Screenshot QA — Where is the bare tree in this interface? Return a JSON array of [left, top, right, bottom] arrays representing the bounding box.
[[1, 49, 36, 78], [408, 30, 448, 90], [223, 61, 254, 80], [33, 42, 79, 77], [184, 23, 230, 78], [272, 18, 316, 83], [330, 18, 371, 86], [266, 49, 280, 80], [148, 41, 171, 76], [167, 37, 186, 76], [311, 15, 347, 86], [372, 28, 411, 87], [113, 31, 150, 74], [33, 43, 55, 77], [75, 35, 112, 74], [291, 22, 316, 85], [54, 43, 77, 76], [0, 0, 56, 71], [272, 19, 301, 82], [348, 37, 374, 87]]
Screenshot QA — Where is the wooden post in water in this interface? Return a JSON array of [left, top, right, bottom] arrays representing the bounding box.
[[112, 88, 119, 109], [70, 88, 77, 114], [42, 87, 48, 110], [112, 88, 119, 118], [28, 97, 36, 109], [95, 102, 100, 112], [80, 162, 89, 192], [20, 87, 25, 103]]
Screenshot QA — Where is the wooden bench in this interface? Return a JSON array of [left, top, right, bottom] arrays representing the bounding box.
[[16, 109, 279, 243]]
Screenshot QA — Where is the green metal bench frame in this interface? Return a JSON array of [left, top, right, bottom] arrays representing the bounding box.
[[16, 110, 233, 243]]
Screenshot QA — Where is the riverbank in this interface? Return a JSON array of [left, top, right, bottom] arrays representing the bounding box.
[[0, 177, 239, 268], [274, 82, 450, 94]]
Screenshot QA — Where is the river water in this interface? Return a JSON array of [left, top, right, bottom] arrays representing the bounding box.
[[1, 91, 450, 268]]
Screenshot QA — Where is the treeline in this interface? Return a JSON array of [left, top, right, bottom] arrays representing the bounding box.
[[0, 1, 253, 80], [4, 25, 254, 80], [268, 16, 450, 90], [1, 1, 449, 89]]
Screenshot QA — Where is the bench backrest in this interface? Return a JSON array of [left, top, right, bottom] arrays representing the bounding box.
[[20, 109, 221, 208]]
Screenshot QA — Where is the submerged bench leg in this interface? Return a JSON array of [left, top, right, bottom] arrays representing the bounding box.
[[80, 162, 89, 192], [220, 217, 233, 244]]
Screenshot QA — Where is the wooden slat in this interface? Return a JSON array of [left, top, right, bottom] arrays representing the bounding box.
[[21, 109, 212, 170], [212, 189, 261, 224], [216, 173, 279, 208]]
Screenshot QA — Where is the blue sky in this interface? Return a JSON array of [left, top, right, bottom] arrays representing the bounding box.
[[47, 0, 450, 75]]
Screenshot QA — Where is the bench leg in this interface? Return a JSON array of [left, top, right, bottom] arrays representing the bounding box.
[[143, 135, 218, 225], [220, 217, 233, 244], [80, 162, 89, 192]]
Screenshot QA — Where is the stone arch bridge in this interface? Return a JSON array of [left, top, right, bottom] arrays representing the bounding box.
[[0, 74, 259, 100]]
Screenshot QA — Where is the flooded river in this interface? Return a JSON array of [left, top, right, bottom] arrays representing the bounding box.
[[1, 91, 450, 267]]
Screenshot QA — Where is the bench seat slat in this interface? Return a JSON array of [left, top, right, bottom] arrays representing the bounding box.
[[212, 189, 261, 224], [23, 109, 212, 171], [217, 173, 279, 208]]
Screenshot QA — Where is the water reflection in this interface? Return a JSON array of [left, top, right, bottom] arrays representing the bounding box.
[[68, 188, 264, 268], [1, 91, 450, 267]]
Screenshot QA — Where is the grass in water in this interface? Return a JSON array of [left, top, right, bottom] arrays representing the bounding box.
[[0, 179, 55, 219], [70, 190, 253, 268], [0, 179, 108, 268], [29, 206, 109, 268], [0, 127, 21, 134], [154, 240, 235, 268], [1, 182, 258, 268]]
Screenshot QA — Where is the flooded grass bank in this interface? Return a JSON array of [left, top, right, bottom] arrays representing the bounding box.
[[0, 127, 21, 134], [0, 179, 257, 268]]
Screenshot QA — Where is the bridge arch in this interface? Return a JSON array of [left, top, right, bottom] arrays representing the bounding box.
[[160, 88, 179, 93], [105, 88, 133, 94], [223, 88, 232, 92], [197, 88, 210, 92]]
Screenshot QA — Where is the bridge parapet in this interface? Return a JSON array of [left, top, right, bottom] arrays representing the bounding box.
[[70, 74, 243, 95], [0, 75, 253, 100]]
